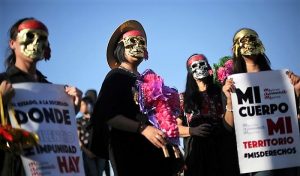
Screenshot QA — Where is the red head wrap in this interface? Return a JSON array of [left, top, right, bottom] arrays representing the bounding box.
[[122, 30, 145, 39], [18, 19, 48, 33], [187, 54, 207, 67]]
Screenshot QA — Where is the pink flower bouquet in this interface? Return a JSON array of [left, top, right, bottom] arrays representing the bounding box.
[[213, 56, 233, 86], [136, 69, 181, 157]]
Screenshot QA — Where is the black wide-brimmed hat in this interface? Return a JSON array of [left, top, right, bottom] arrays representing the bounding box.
[[106, 20, 147, 69]]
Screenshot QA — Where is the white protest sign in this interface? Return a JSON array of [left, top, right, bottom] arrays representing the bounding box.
[[229, 70, 300, 173], [9, 83, 84, 176]]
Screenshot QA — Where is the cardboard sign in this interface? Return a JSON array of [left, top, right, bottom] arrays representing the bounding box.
[[10, 83, 84, 176], [229, 70, 300, 173]]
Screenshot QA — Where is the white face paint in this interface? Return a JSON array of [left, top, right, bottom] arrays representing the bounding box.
[[190, 60, 210, 80], [17, 28, 49, 60], [122, 36, 147, 58]]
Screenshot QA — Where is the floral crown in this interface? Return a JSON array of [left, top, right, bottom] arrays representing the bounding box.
[[213, 56, 233, 86]]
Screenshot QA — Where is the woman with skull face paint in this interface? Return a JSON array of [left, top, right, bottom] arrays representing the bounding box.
[[223, 28, 300, 176], [0, 17, 82, 176], [176, 54, 240, 176], [89, 20, 183, 176]]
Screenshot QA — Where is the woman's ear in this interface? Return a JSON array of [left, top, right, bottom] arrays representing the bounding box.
[[9, 39, 15, 49]]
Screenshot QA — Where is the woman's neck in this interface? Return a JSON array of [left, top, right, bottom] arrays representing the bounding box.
[[119, 63, 139, 75], [15, 59, 37, 76], [196, 80, 207, 92], [243, 56, 260, 73]]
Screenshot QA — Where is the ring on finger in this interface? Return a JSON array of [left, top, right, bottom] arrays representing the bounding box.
[[155, 134, 160, 139]]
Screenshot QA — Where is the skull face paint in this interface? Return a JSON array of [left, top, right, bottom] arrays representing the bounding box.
[[121, 30, 148, 59], [233, 28, 265, 57], [17, 20, 50, 60], [187, 54, 211, 80]]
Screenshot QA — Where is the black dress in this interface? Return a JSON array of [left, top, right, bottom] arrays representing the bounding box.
[[90, 68, 182, 176], [181, 91, 240, 176]]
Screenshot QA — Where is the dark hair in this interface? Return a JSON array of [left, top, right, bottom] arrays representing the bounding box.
[[85, 89, 97, 104], [4, 17, 36, 68], [184, 65, 221, 114], [82, 96, 93, 104], [113, 42, 126, 64], [233, 53, 272, 74]]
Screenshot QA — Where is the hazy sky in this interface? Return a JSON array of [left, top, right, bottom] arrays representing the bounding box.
[[1, 0, 299, 95]]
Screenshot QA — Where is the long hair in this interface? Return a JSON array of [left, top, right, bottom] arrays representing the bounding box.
[[4, 17, 35, 69], [183, 70, 221, 114], [233, 53, 272, 74]]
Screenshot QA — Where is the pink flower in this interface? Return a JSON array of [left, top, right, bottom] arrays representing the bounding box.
[[224, 59, 233, 69], [217, 67, 226, 83], [214, 57, 233, 85], [137, 69, 180, 145], [155, 100, 179, 138]]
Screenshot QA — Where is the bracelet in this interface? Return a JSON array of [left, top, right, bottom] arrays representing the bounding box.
[[226, 105, 233, 112]]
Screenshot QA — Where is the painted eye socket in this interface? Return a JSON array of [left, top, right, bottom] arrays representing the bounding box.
[[129, 38, 145, 45], [191, 62, 205, 68], [129, 38, 136, 43], [199, 62, 205, 66], [26, 32, 47, 42], [191, 63, 198, 68], [26, 32, 34, 40], [248, 35, 256, 42], [241, 35, 257, 43], [139, 40, 145, 45]]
